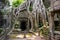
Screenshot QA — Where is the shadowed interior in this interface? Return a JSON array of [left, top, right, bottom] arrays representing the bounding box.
[[20, 21, 27, 31]]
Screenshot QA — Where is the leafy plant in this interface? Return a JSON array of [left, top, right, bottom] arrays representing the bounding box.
[[29, 6, 33, 11], [14, 24, 19, 28], [43, 0, 50, 8], [0, 28, 3, 33], [12, 0, 25, 7], [39, 22, 43, 28], [40, 27, 49, 36]]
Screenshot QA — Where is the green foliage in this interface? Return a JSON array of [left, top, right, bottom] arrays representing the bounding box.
[[12, 0, 25, 7], [0, 10, 4, 15], [39, 22, 43, 28], [0, 26, 2, 28], [43, 0, 50, 8], [29, 6, 32, 11], [14, 24, 19, 28], [40, 27, 49, 36], [0, 28, 2, 33]]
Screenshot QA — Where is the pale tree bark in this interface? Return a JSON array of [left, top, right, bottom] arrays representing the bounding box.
[[32, 0, 47, 35], [26, 0, 34, 31], [48, 12, 55, 40], [12, 0, 47, 37]]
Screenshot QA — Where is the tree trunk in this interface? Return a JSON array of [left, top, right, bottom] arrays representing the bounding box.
[[48, 12, 55, 40]]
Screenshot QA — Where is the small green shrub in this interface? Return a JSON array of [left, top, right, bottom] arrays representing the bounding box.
[[0, 26, 2, 28], [0, 28, 3, 33], [29, 6, 32, 11], [14, 24, 19, 28], [39, 22, 43, 28], [40, 27, 49, 36], [12, 0, 25, 7]]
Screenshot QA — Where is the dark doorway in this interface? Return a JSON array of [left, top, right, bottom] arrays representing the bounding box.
[[29, 20, 31, 29], [20, 21, 27, 31]]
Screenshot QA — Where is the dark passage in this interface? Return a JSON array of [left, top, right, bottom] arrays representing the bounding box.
[[29, 20, 31, 29], [20, 21, 27, 31]]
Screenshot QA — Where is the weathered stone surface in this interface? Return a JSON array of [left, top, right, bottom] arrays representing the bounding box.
[[50, 0, 60, 12], [55, 34, 60, 40]]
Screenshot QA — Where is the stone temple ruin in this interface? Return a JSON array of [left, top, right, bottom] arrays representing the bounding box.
[[0, 0, 60, 40], [0, 0, 47, 39], [48, 0, 60, 40], [12, 0, 46, 34]]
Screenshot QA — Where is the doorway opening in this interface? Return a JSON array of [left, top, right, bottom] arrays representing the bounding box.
[[29, 20, 31, 29], [20, 21, 27, 31]]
